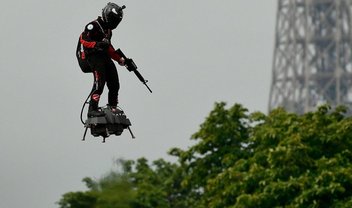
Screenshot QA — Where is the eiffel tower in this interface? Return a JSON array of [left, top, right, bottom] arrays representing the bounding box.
[[268, 0, 352, 114]]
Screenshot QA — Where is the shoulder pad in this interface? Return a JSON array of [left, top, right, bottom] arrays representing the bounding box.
[[86, 23, 94, 30]]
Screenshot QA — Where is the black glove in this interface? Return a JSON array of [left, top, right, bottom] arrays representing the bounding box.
[[95, 41, 109, 51]]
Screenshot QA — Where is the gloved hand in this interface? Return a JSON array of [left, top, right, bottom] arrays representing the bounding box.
[[95, 41, 109, 51], [118, 57, 125, 66]]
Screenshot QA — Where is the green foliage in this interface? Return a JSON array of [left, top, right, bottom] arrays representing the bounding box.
[[204, 104, 352, 208], [59, 103, 352, 208], [174, 102, 251, 207], [58, 158, 185, 208], [129, 157, 183, 208], [58, 191, 97, 208], [58, 159, 135, 208]]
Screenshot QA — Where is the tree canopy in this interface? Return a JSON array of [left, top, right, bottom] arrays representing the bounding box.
[[58, 103, 352, 208]]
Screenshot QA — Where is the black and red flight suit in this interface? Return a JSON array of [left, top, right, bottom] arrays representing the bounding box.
[[79, 16, 123, 112]]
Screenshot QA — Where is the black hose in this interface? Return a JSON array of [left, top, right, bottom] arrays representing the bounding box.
[[80, 91, 92, 125], [80, 81, 95, 125]]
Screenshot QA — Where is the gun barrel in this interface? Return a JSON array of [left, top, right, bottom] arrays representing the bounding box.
[[144, 82, 153, 93], [134, 69, 144, 82], [116, 48, 152, 93], [134, 70, 152, 93]]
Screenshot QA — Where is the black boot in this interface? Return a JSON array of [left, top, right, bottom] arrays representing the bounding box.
[[88, 103, 105, 117], [88, 110, 105, 117], [107, 104, 122, 114]]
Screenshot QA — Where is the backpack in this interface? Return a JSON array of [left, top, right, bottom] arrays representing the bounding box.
[[76, 37, 92, 73]]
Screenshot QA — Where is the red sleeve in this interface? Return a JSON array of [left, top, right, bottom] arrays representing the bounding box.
[[80, 34, 96, 48], [108, 45, 122, 62]]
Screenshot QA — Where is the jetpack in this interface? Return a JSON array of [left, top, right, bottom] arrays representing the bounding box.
[[80, 49, 152, 143]]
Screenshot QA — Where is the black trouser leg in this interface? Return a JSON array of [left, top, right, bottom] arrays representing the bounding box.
[[106, 61, 120, 107], [87, 55, 108, 111], [89, 69, 106, 110], [87, 54, 120, 109]]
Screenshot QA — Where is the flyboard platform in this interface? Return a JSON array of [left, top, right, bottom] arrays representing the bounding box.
[[82, 106, 135, 143]]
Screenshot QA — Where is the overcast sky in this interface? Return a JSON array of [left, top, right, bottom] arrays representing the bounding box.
[[0, 0, 276, 207]]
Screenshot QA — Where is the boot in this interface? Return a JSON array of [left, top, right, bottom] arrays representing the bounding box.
[[107, 105, 122, 114], [88, 110, 105, 117], [88, 103, 105, 117]]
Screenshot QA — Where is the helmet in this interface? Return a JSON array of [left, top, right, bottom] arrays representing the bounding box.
[[102, 3, 125, 29]]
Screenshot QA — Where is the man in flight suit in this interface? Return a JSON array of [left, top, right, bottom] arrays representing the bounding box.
[[78, 2, 126, 117]]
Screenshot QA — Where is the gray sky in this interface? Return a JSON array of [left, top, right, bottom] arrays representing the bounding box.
[[0, 0, 276, 207]]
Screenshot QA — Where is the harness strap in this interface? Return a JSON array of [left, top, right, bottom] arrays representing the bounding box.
[[95, 20, 111, 39]]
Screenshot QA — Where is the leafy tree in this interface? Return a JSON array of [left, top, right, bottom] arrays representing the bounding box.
[[203, 105, 352, 208], [59, 103, 352, 208], [58, 191, 97, 208], [58, 158, 184, 208], [129, 157, 185, 208], [169, 102, 251, 207], [58, 159, 135, 208]]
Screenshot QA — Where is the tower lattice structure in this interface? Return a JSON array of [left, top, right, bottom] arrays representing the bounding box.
[[268, 0, 352, 114]]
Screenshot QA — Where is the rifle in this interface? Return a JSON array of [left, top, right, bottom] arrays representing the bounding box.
[[116, 49, 152, 93]]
